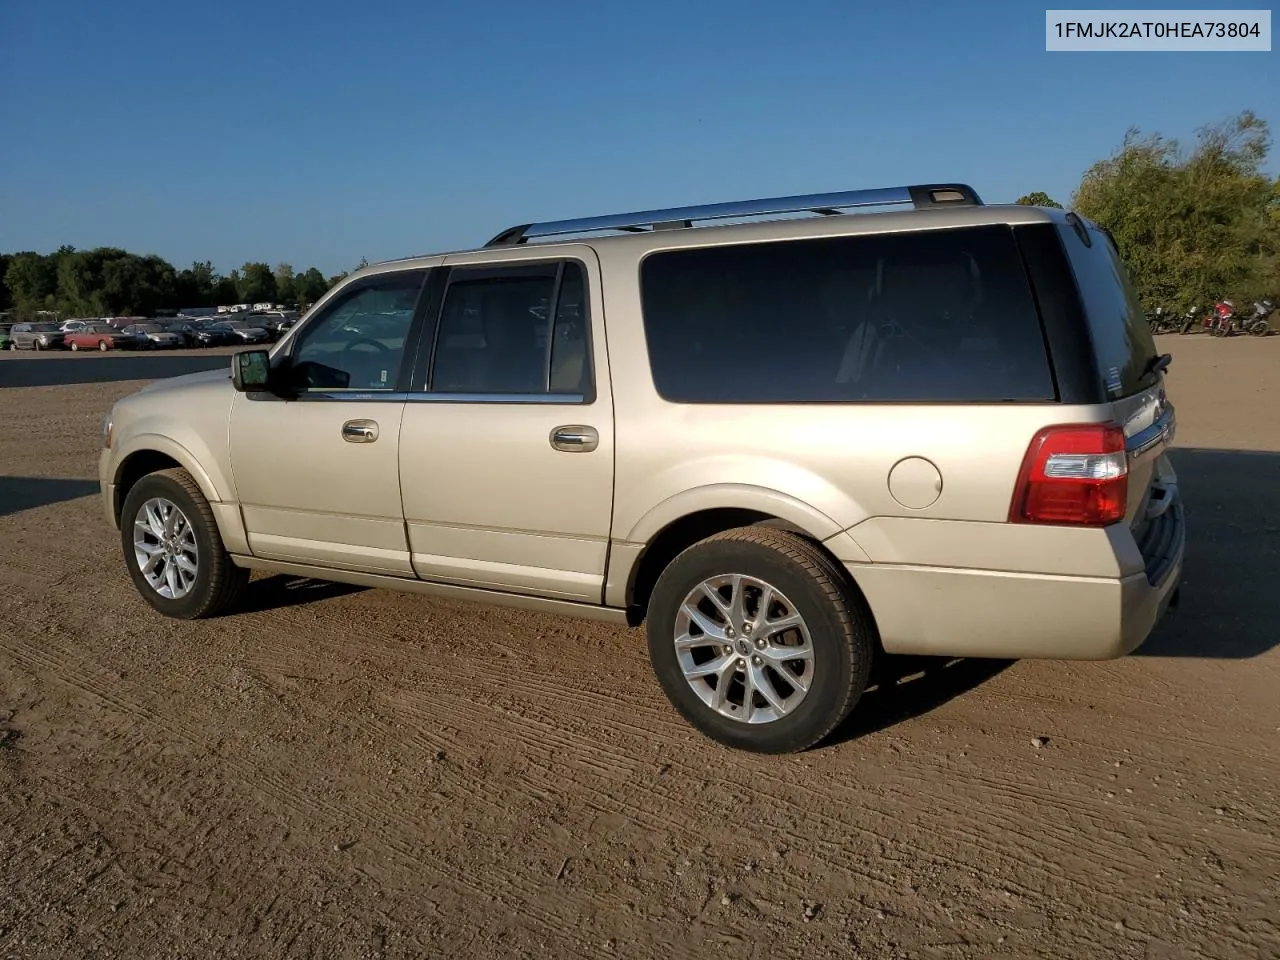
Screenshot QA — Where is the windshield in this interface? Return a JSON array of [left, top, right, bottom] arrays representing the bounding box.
[[133, 324, 162, 333], [30, 323, 59, 332]]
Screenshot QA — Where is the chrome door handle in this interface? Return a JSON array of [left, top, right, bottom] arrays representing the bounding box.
[[342, 419, 379, 443], [550, 425, 599, 453]]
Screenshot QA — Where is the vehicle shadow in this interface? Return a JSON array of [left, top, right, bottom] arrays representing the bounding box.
[[824, 655, 1015, 746], [0, 476, 100, 517], [0, 353, 231, 388], [1135, 447, 1280, 659], [238, 574, 367, 613]]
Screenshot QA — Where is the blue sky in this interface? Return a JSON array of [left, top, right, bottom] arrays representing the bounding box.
[[2, 0, 1276, 276]]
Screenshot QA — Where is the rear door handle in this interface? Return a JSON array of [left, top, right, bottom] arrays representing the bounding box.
[[342, 419, 379, 443], [550, 425, 599, 453]]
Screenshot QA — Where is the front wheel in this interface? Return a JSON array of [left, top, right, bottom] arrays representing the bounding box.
[[120, 468, 249, 619], [1248, 320, 1270, 336], [70, 341, 79, 351], [646, 526, 875, 754]]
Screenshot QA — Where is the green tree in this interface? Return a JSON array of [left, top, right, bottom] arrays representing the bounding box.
[[274, 263, 297, 306], [296, 266, 328, 304], [0, 254, 14, 312], [235, 262, 277, 303], [5, 252, 58, 318], [175, 260, 217, 306], [1074, 110, 1279, 309], [1016, 191, 1064, 208], [211, 275, 239, 305]]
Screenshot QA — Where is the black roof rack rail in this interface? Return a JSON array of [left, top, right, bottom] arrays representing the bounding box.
[[483, 183, 982, 247]]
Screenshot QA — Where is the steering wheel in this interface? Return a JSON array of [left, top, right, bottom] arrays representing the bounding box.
[[342, 337, 390, 355]]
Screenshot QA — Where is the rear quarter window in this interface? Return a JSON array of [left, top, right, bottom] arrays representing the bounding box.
[[1057, 220, 1159, 399], [639, 224, 1055, 403]]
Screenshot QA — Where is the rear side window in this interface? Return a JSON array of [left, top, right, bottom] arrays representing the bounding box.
[[1057, 221, 1159, 399], [429, 260, 592, 397], [639, 225, 1055, 403]]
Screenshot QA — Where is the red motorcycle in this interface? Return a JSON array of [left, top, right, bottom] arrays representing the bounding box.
[[1205, 300, 1235, 336]]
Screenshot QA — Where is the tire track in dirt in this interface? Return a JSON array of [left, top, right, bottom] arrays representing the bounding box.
[[56, 585, 1275, 958], [1, 607, 720, 960]]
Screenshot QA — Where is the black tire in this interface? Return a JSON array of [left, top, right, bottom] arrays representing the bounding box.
[[119, 468, 249, 620], [98, 339, 109, 351], [646, 526, 876, 754]]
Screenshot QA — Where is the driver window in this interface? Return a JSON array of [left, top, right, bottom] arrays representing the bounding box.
[[289, 272, 425, 392]]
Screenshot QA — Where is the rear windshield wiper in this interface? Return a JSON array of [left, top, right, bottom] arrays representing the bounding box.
[[1144, 353, 1173, 378]]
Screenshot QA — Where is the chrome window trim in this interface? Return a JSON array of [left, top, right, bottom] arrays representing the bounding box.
[[289, 391, 587, 405]]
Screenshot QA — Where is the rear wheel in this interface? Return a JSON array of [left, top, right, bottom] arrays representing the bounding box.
[[120, 468, 248, 620], [646, 526, 875, 754], [34, 340, 43, 351], [99, 339, 109, 351]]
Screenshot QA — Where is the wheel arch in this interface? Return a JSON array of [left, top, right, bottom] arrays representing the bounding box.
[[111, 437, 220, 524], [619, 505, 853, 627]]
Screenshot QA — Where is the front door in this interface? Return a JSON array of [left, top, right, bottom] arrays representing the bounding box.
[[398, 254, 615, 602], [228, 269, 429, 575]]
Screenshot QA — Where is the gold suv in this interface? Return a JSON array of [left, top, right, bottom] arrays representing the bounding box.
[[100, 184, 1183, 753]]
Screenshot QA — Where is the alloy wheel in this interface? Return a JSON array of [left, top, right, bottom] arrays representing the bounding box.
[[674, 574, 815, 724], [132, 497, 199, 599]]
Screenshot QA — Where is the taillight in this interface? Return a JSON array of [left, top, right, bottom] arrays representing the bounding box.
[[1009, 423, 1128, 526]]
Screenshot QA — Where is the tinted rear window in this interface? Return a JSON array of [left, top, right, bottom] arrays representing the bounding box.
[[639, 225, 1054, 403], [1057, 221, 1159, 399]]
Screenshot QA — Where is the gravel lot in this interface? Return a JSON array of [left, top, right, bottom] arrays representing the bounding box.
[[1, 336, 1277, 959]]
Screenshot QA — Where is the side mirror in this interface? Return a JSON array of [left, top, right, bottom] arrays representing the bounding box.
[[231, 349, 271, 392]]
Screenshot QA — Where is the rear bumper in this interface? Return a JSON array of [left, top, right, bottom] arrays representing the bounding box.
[[848, 505, 1184, 661]]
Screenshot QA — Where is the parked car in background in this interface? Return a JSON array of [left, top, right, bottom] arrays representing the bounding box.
[[0, 324, 12, 350], [210, 319, 273, 344], [65, 322, 135, 352], [171, 320, 239, 348], [60, 319, 91, 333], [251, 310, 300, 337], [121, 323, 182, 350], [108, 316, 149, 332], [9, 322, 67, 350]]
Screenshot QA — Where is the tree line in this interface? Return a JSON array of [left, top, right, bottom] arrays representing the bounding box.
[[0, 250, 363, 320], [1017, 109, 1279, 312], [3, 110, 1276, 320]]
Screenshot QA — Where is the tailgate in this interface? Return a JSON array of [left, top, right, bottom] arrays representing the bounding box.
[[1110, 380, 1176, 535]]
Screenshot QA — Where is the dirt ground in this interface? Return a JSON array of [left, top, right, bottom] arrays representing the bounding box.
[[1, 335, 1277, 959]]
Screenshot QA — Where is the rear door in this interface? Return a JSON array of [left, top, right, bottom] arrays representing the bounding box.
[[397, 251, 615, 602], [1057, 218, 1175, 533]]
